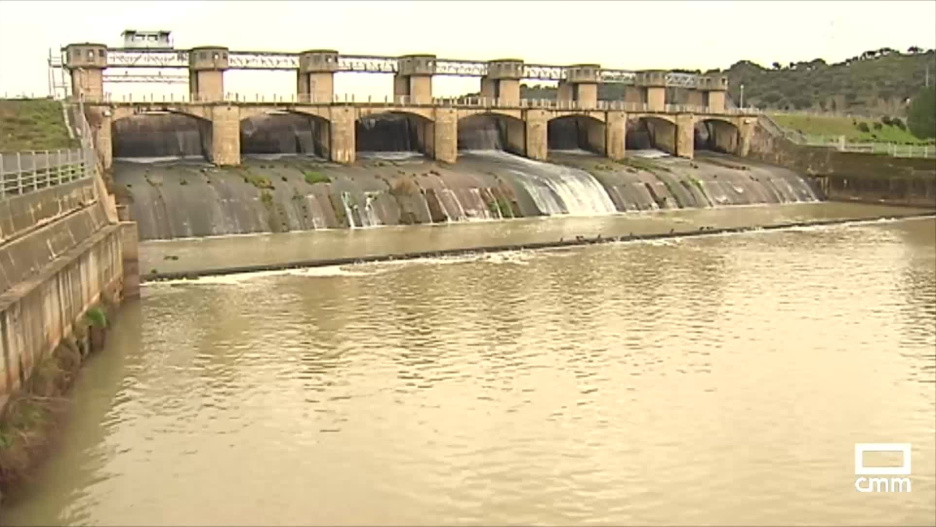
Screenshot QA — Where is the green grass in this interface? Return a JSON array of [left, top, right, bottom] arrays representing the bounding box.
[[303, 170, 330, 185], [0, 99, 80, 153], [771, 113, 931, 144]]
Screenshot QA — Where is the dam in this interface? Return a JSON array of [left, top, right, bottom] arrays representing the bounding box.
[[0, 29, 934, 527]]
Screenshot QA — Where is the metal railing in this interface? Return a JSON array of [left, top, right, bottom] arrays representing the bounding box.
[[0, 149, 92, 199], [759, 115, 936, 159], [808, 138, 936, 158], [70, 92, 761, 116], [840, 143, 935, 158], [76, 47, 712, 86]]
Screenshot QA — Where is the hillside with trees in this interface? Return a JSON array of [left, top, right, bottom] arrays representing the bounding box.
[[718, 47, 934, 116], [519, 47, 935, 119]]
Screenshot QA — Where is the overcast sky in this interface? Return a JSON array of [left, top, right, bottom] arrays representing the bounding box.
[[1, 0, 934, 99]]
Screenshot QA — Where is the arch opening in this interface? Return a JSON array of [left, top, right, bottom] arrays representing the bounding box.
[[112, 112, 211, 161], [694, 118, 741, 155], [240, 112, 329, 159], [356, 111, 434, 159], [457, 114, 526, 155], [627, 117, 677, 156], [547, 115, 605, 155]]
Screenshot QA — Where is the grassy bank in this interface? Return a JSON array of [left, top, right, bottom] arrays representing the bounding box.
[[0, 99, 79, 153], [770, 113, 931, 144], [0, 306, 111, 500]]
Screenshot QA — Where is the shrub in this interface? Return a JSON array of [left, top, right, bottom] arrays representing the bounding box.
[[85, 307, 108, 328], [908, 87, 936, 139], [303, 171, 329, 185], [245, 173, 274, 190], [856, 122, 871, 133], [872, 122, 883, 130]]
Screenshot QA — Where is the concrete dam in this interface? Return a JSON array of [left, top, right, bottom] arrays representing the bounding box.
[[5, 32, 935, 525], [111, 113, 817, 240]]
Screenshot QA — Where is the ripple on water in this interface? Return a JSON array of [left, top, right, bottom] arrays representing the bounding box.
[[3, 220, 935, 526]]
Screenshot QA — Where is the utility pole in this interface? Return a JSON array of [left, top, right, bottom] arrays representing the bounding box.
[[740, 83, 745, 109]]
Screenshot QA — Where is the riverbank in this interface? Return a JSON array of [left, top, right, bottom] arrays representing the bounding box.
[[139, 202, 934, 282]]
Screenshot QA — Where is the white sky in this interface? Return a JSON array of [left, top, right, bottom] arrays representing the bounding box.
[[1, 0, 934, 100]]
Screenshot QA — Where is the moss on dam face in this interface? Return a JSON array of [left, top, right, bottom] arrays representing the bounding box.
[[112, 151, 822, 241]]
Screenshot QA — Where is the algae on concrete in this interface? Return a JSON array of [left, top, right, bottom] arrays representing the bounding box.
[[303, 170, 330, 185], [0, 298, 116, 499]]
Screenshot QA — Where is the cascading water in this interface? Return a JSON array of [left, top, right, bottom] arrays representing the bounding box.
[[341, 192, 361, 229], [113, 114, 206, 161], [435, 188, 467, 222], [361, 193, 382, 227], [467, 151, 617, 216], [113, 117, 823, 240], [304, 195, 329, 230], [457, 116, 504, 151]]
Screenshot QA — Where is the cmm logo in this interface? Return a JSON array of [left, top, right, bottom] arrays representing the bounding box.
[[854, 443, 912, 493]]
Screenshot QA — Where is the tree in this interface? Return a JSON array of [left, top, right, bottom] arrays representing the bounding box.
[[907, 87, 936, 139], [908, 46, 922, 54], [772, 62, 781, 70]]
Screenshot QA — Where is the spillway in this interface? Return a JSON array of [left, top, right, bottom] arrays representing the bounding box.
[[112, 143, 819, 240]]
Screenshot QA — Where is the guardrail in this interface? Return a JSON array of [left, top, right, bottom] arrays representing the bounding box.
[[70, 92, 759, 115], [0, 149, 92, 199], [759, 115, 936, 159], [824, 140, 935, 158]]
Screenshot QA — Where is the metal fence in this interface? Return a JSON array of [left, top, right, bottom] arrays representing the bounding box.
[[0, 148, 92, 199], [71, 91, 762, 115], [823, 140, 934, 158], [758, 115, 935, 159]]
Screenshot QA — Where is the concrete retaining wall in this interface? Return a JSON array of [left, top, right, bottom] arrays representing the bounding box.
[[748, 118, 936, 208], [0, 223, 123, 409], [0, 179, 97, 246], [810, 173, 936, 208], [0, 198, 110, 295]]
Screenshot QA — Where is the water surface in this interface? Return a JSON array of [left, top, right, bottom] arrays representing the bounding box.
[[2, 217, 934, 526]]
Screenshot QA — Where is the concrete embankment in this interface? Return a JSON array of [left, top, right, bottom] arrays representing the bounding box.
[[141, 209, 936, 282], [750, 118, 936, 208], [0, 185, 126, 496], [0, 100, 135, 498]]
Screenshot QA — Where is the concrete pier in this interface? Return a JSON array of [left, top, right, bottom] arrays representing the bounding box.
[[86, 99, 755, 167]]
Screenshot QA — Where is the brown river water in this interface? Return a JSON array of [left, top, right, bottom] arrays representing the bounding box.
[[1, 204, 934, 526]]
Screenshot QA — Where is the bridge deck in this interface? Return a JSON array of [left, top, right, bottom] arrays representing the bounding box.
[[85, 94, 760, 117]]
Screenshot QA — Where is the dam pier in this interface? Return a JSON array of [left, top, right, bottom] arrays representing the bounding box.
[[60, 43, 757, 169]]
